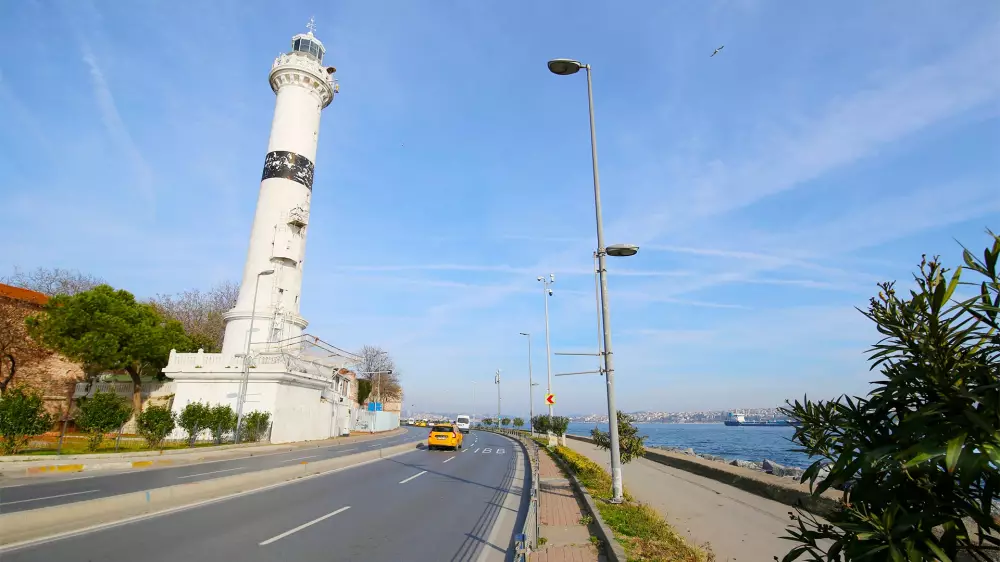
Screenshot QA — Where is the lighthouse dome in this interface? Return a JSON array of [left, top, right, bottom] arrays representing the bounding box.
[[290, 32, 325, 64]]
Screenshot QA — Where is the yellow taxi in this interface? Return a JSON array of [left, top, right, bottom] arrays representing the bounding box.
[[427, 423, 464, 451]]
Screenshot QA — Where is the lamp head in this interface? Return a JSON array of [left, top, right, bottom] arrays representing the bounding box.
[[606, 244, 640, 257], [547, 58, 584, 76]]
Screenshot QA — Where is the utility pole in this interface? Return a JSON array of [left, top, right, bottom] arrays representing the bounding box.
[[495, 369, 501, 428]]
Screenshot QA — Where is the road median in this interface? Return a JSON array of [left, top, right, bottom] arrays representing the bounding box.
[[0, 440, 420, 549]]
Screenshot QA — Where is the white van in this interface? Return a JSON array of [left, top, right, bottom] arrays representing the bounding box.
[[455, 415, 471, 434]]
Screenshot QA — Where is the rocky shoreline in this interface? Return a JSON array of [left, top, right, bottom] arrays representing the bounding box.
[[652, 445, 810, 481]]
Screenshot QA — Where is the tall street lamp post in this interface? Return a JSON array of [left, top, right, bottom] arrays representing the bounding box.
[[519, 332, 539, 436], [494, 369, 501, 428], [236, 268, 275, 444], [537, 274, 555, 419], [548, 57, 639, 504]]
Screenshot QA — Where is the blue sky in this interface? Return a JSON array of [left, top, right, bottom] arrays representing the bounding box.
[[1, 1, 998, 416]]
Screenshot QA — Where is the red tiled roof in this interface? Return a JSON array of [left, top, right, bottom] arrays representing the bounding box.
[[0, 283, 49, 306]]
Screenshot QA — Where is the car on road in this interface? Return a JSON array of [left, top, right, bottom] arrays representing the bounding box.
[[427, 423, 464, 451], [455, 414, 471, 434]]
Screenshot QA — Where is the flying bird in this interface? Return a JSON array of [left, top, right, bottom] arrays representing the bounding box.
[[711, 45, 725, 57]]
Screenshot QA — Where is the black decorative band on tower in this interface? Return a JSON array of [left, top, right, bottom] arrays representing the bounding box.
[[261, 150, 315, 190]]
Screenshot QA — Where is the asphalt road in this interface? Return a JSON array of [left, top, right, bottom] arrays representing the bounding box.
[[0, 427, 424, 513], [3, 430, 527, 562]]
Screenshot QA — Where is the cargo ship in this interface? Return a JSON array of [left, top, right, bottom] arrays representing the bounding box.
[[723, 412, 800, 427]]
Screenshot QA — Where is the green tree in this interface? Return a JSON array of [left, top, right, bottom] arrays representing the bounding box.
[[207, 404, 237, 444], [26, 285, 192, 412], [501, 417, 511, 428], [240, 410, 271, 442], [136, 405, 175, 450], [513, 417, 524, 430], [592, 411, 648, 463], [0, 385, 53, 454], [75, 391, 132, 451], [779, 234, 1000, 562], [549, 415, 570, 437], [178, 402, 211, 445], [356, 379, 373, 405], [482, 418, 493, 427], [531, 415, 549, 434]]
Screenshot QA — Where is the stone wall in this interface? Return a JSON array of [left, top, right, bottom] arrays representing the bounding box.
[[14, 352, 85, 419], [0, 286, 86, 421]]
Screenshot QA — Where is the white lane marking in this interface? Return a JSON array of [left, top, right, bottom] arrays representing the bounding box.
[[473, 448, 480, 453], [0, 489, 99, 506], [443, 457, 455, 464], [177, 467, 244, 479], [462, 448, 468, 453], [284, 455, 318, 462], [398, 470, 427, 484], [0, 448, 419, 556], [339, 448, 357, 453], [259, 506, 351, 546]]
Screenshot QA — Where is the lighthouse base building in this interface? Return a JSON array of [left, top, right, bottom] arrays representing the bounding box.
[[163, 22, 385, 444]]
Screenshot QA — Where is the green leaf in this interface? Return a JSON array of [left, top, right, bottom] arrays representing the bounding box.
[[945, 433, 966, 474]]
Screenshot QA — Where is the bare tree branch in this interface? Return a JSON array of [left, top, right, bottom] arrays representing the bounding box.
[[2, 267, 105, 297], [355, 345, 402, 402], [148, 281, 238, 352]]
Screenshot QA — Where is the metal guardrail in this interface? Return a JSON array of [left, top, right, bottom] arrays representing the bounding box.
[[486, 428, 539, 561]]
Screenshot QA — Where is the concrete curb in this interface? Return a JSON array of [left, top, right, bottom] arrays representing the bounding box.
[[565, 433, 841, 518], [0, 428, 407, 477], [544, 445, 627, 562], [0, 440, 420, 548]]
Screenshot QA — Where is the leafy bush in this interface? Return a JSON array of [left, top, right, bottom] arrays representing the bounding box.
[[531, 415, 549, 434], [178, 402, 211, 445], [240, 410, 271, 442], [501, 417, 511, 428], [592, 410, 648, 463], [75, 391, 133, 451], [549, 415, 570, 437], [136, 405, 175, 449], [482, 418, 493, 427], [0, 385, 53, 454], [207, 404, 237, 444], [513, 417, 524, 429], [779, 233, 1000, 562]]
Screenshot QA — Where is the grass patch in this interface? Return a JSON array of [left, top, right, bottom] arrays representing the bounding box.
[[545, 444, 714, 562]]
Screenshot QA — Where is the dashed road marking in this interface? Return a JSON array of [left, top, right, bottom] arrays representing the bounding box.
[[177, 467, 244, 479], [284, 455, 318, 462], [0, 489, 99, 506], [259, 506, 351, 546], [443, 457, 455, 463], [398, 470, 427, 484]]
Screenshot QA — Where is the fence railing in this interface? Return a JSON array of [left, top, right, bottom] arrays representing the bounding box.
[[485, 428, 539, 561]]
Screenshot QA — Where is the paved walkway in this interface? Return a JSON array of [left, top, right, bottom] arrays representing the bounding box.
[[562, 438, 809, 562], [530, 442, 603, 562]]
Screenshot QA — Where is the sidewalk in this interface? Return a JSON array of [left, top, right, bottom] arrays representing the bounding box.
[[531, 443, 604, 562], [0, 428, 407, 480], [562, 438, 810, 562]]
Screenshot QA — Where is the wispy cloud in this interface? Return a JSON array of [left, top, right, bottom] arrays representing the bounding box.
[[79, 40, 155, 210]]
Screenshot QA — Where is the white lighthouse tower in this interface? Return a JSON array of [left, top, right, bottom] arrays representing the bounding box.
[[221, 18, 338, 356], [163, 21, 362, 445]]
